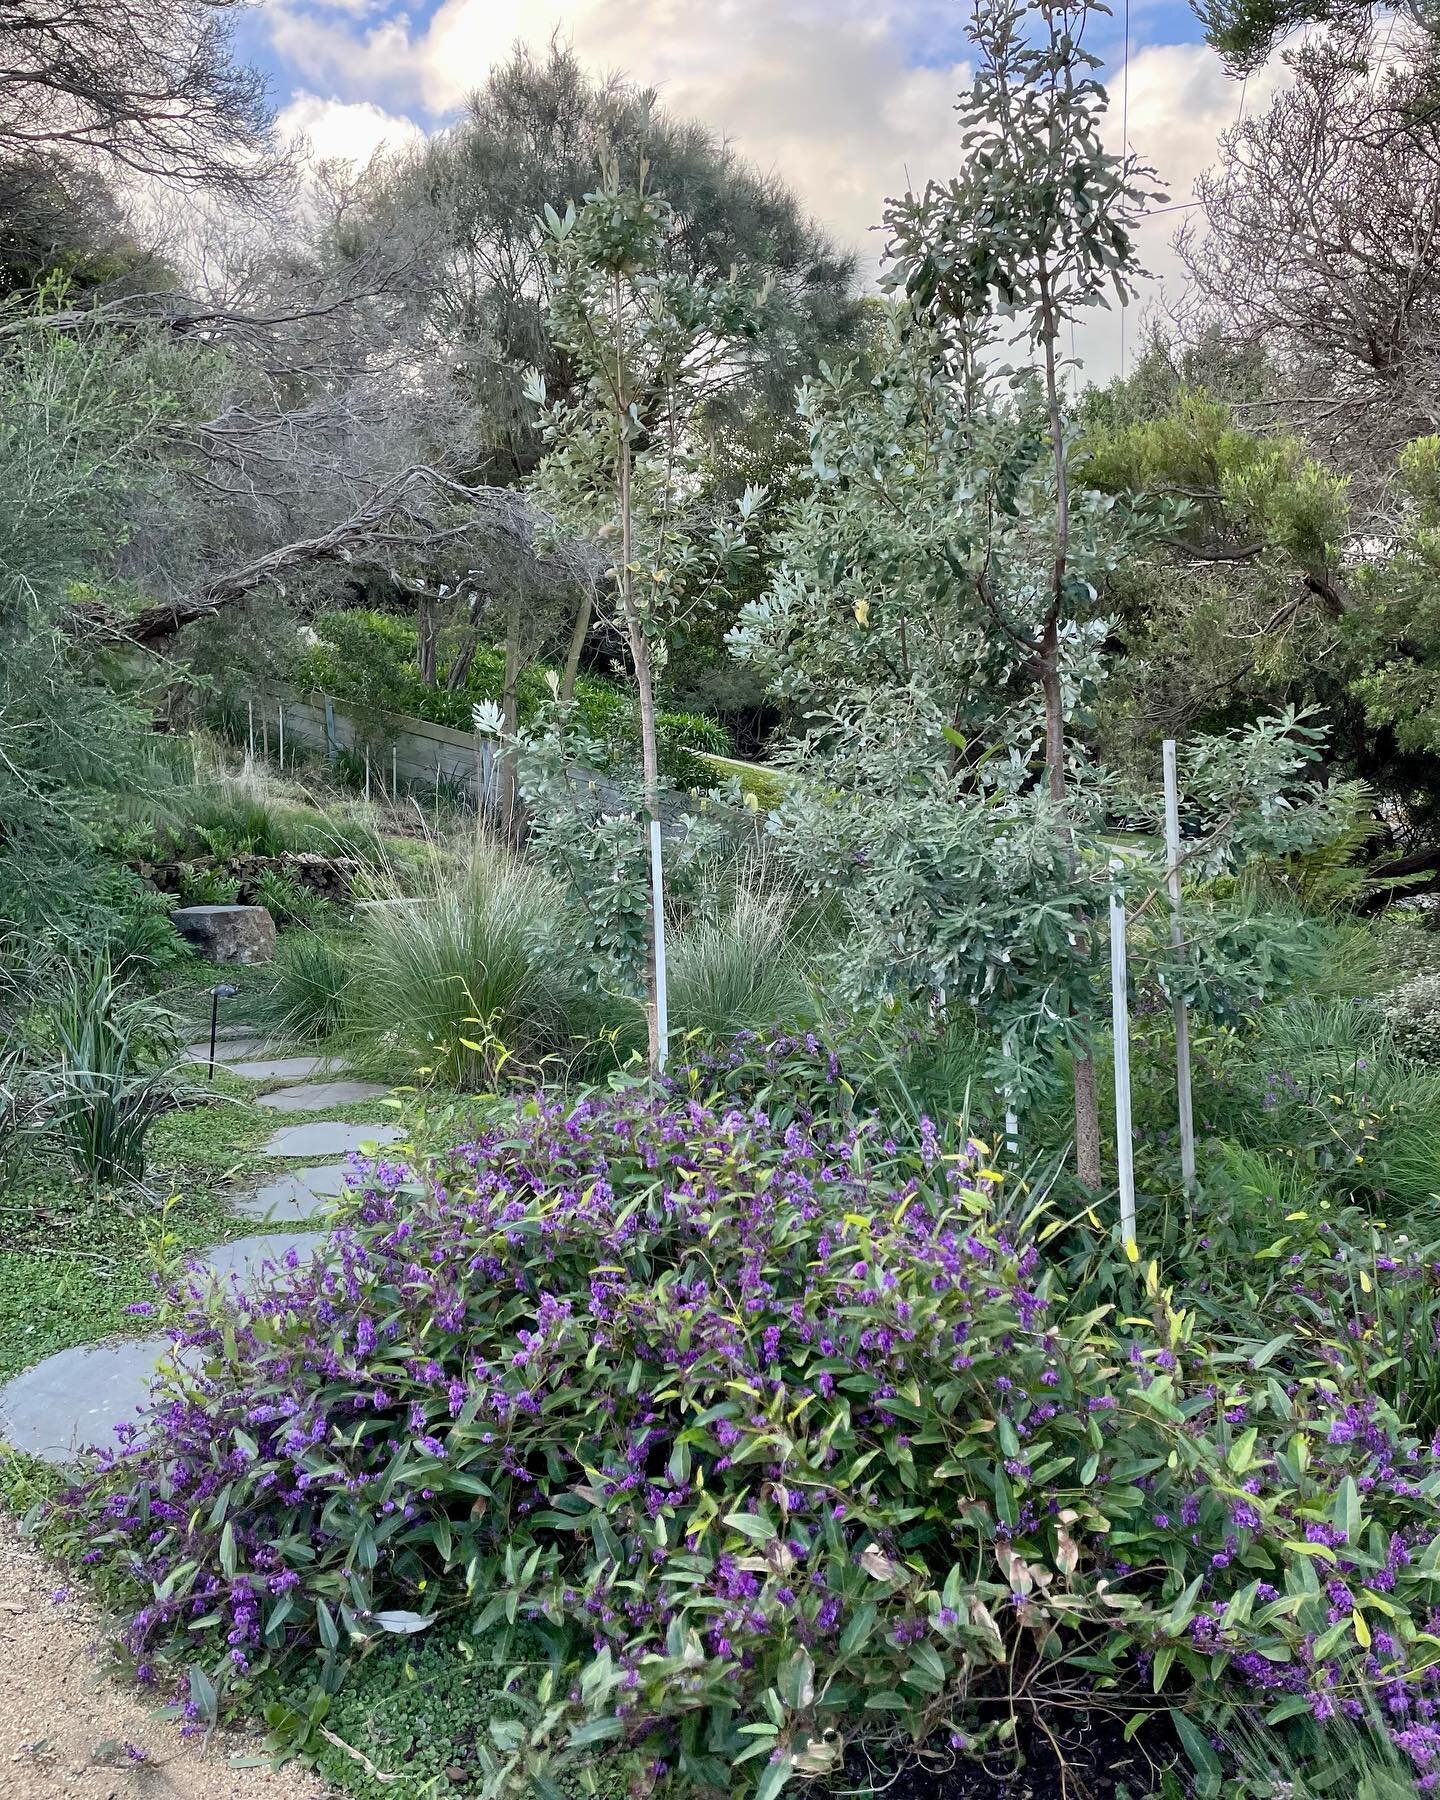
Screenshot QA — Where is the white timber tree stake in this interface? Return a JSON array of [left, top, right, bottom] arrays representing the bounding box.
[[1002, 1031, 1019, 1159], [650, 818, 670, 1073], [1109, 858, 1137, 1252], [1162, 739, 1197, 1194], [364, 748, 371, 804], [247, 698, 255, 760], [277, 702, 285, 770], [392, 746, 398, 798]]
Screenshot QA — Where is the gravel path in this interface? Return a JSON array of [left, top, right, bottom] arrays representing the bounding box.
[[0, 1519, 330, 1799]]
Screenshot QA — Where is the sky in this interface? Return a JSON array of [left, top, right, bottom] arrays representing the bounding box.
[[231, 0, 1291, 382]]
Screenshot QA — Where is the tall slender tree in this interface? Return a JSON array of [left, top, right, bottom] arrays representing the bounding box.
[[530, 166, 768, 1073], [337, 41, 859, 487], [884, 0, 1162, 1183]]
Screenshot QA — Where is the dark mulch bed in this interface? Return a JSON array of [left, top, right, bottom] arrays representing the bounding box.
[[835, 1706, 1177, 1799]]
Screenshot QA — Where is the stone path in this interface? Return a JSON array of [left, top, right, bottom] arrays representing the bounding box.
[[182, 1038, 343, 1082], [258, 1078, 390, 1113], [182, 1034, 270, 1065], [0, 1033, 401, 1466], [0, 1338, 171, 1463], [235, 1162, 349, 1222], [194, 1231, 330, 1290], [262, 1119, 402, 1157], [224, 1052, 332, 1080]]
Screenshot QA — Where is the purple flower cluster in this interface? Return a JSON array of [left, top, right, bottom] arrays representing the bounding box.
[[46, 1039, 1440, 1789]]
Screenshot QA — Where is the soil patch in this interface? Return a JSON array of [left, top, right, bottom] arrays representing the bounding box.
[[0, 1518, 329, 1798]]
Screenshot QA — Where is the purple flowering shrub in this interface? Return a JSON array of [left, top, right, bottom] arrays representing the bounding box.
[[48, 1052, 1440, 1795]]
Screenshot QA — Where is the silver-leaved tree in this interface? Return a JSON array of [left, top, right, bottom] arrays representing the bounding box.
[[888, 0, 1165, 1181], [732, 0, 1350, 1186]]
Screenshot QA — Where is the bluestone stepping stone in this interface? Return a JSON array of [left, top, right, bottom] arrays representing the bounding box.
[[258, 1079, 390, 1113], [225, 1054, 336, 1082], [183, 1034, 271, 1064], [206, 1022, 264, 1044], [0, 1336, 170, 1464], [263, 1120, 403, 1157], [237, 1162, 350, 1222], [190, 1231, 328, 1292]]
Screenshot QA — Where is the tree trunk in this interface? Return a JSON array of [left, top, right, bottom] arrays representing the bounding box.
[[445, 630, 479, 690], [621, 480, 665, 1076], [1037, 260, 1103, 1190], [620, 608, 664, 1073], [417, 594, 439, 688], [1361, 845, 1440, 911], [1039, 622, 1066, 808], [446, 601, 482, 691], [560, 589, 593, 704], [1071, 1046, 1103, 1190], [613, 271, 664, 1076], [498, 604, 522, 843], [1039, 628, 1104, 1189]]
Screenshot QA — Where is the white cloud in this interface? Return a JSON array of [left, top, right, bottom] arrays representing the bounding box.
[[287, 0, 392, 15], [275, 91, 424, 167], [261, 0, 1294, 378], [263, 1, 969, 250], [1073, 40, 1292, 382]]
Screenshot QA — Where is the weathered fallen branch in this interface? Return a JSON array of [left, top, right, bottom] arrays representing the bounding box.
[[77, 466, 600, 646]]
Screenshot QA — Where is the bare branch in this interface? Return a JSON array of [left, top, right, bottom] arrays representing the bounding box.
[[78, 468, 596, 645], [0, 0, 288, 200]]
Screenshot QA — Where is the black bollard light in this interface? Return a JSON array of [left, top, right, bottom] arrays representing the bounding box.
[[208, 983, 239, 1080]]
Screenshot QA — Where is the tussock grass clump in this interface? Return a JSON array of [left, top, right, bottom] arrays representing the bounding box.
[[667, 878, 818, 1046], [1188, 995, 1440, 1222], [0, 953, 181, 1187], [260, 930, 354, 1046], [350, 847, 578, 1087]]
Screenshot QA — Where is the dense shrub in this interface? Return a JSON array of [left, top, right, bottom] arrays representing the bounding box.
[[287, 610, 728, 792], [653, 709, 730, 792], [172, 779, 387, 866], [0, 850, 194, 977], [190, 795, 312, 861], [50, 1039, 1440, 1796], [1163, 999, 1440, 1222], [1383, 970, 1440, 1063], [177, 862, 242, 907], [252, 867, 336, 929]]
